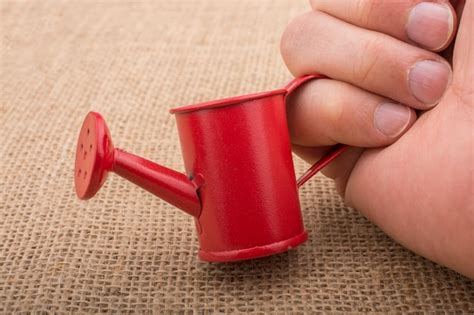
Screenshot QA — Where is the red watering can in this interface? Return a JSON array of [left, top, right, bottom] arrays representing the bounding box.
[[74, 74, 347, 262]]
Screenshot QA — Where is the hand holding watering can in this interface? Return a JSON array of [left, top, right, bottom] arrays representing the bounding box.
[[74, 74, 347, 262]]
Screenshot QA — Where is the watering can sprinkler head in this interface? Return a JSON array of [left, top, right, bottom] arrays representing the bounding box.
[[74, 112, 202, 217], [74, 112, 114, 200]]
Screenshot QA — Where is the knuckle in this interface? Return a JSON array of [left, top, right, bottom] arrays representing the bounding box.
[[354, 0, 371, 27], [321, 84, 345, 127], [308, 0, 320, 10], [307, 79, 344, 132], [353, 35, 386, 85], [280, 12, 314, 74], [355, 0, 391, 28]]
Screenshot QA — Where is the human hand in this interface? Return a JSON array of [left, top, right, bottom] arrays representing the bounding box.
[[281, 0, 473, 278]]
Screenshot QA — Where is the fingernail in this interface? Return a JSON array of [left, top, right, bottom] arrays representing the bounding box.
[[409, 60, 451, 105], [407, 2, 454, 50], [374, 103, 411, 137]]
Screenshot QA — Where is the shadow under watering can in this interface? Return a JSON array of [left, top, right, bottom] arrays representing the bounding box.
[[74, 74, 348, 262]]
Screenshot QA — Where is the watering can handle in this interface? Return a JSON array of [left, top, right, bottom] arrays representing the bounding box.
[[295, 144, 348, 188], [284, 74, 349, 188]]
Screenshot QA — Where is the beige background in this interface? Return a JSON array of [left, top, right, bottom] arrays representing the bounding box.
[[1, 0, 473, 313]]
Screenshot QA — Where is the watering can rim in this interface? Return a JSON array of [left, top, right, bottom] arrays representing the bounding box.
[[169, 74, 324, 115], [169, 88, 287, 115]]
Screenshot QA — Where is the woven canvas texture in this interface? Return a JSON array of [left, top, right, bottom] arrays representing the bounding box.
[[0, 0, 473, 313]]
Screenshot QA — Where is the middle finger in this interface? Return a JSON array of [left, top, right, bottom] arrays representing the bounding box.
[[281, 11, 452, 110]]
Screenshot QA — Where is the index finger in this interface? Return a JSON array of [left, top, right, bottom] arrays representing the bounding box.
[[310, 0, 457, 52]]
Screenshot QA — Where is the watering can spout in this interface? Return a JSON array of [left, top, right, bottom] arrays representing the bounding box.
[[74, 112, 201, 217]]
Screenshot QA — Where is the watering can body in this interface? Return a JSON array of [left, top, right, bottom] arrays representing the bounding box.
[[74, 75, 347, 262], [172, 90, 305, 261]]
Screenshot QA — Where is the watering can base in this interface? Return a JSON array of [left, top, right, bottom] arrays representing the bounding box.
[[198, 230, 308, 262]]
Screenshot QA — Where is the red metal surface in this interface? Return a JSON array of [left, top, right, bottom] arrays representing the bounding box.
[[174, 92, 306, 261], [74, 112, 114, 200], [74, 75, 347, 262], [296, 144, 348, 188], [113, 149, 201, 217], [74, 112, 201, 216]]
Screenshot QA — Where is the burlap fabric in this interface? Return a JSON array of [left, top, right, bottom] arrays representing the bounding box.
[[1, 0, 473, 313]]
